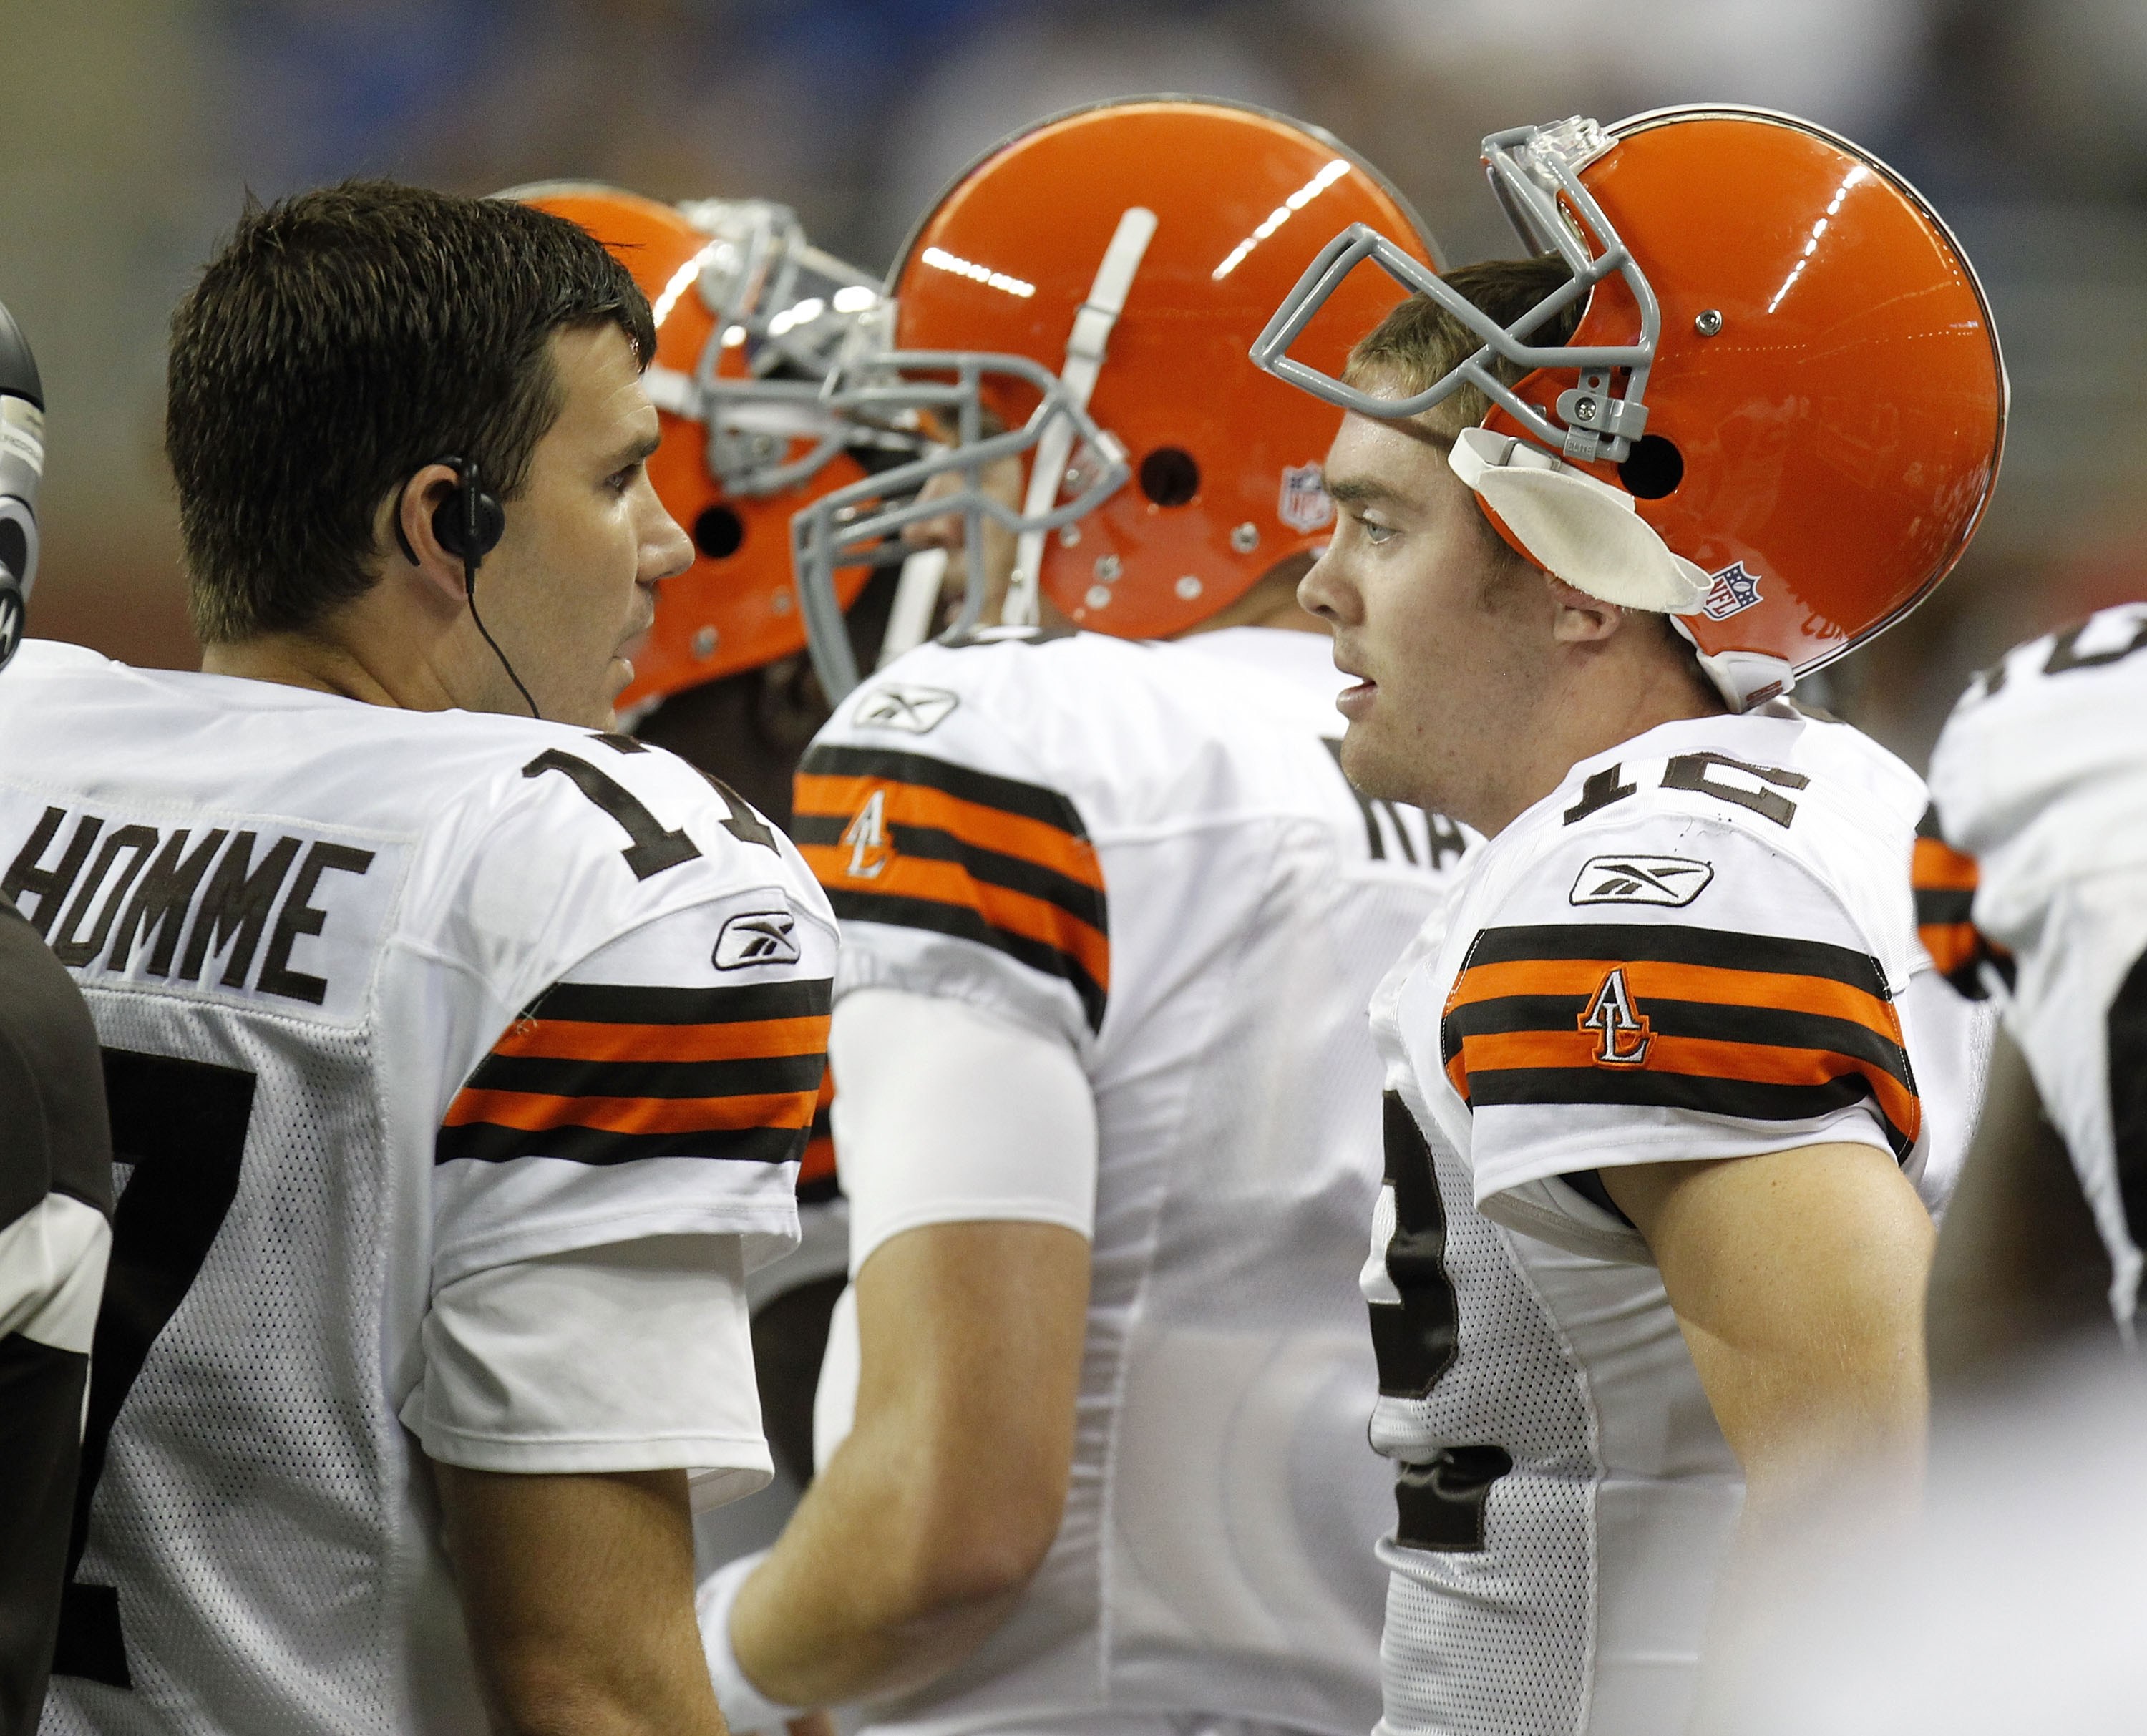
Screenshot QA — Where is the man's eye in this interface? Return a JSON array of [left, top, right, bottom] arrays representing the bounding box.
[[608, 462, 643, 493], [1360, 518, 1395, 546]]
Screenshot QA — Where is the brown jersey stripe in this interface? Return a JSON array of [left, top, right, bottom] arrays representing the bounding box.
[[1464, 922, 1889, 994], [1450, 1028, 1919, 1136], [1448, 958, 1901, 1045], [798, 845, 1109, 988], [530, 977, 831, 1026], [794, 773, 1103, 892], [435, 1121, 807, 1168], [799, 743, 1085, 832], [442, 1086, 818, 1137], [819, 887, 1108, 1032], [491, 1013, 829, 1066], [463, 1050, 827, 1103]]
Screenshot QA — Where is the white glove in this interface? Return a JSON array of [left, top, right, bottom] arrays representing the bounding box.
[[696, 1550, 810, 1735]]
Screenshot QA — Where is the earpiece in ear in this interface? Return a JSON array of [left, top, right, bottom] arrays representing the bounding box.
[[430, 456, 505, 568]]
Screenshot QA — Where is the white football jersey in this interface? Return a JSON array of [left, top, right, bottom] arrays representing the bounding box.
[[794, 625, 1466, 1736], [1927, 602, 2147, 1325], [0, 643, 834, 1736], [1371, 704, 1967, 1736]]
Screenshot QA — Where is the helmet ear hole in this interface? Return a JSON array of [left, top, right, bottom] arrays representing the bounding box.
[[1139, 447, 1200, 507], [1617, 435, 1683, 500], [695, 505, 746, 559]]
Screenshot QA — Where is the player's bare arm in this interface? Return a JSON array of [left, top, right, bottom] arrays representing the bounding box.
[[437, 1466, 725, 1736], [726, 1219, 1090, 1707], [1602, 1143, 1934, 1521]]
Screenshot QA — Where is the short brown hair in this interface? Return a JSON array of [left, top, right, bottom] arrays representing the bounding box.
[[169, 181, 656, 645], [1345, 254, 1580, 437]]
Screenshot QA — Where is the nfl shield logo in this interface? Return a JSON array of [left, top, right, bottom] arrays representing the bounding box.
[[1277, 463, 1334, 534], [1700, 561, 1763, 620]]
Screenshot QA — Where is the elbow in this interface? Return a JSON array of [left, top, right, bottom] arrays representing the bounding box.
[[899, 1483, 1064, 1614]]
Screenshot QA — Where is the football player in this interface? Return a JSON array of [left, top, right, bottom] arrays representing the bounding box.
[[1922, 603, 2147, 1382], [1, 183, 834, 1736], [696, 99, 1465, 1736], [0, 301, 115, 1736], [1254, 111, 2005, 1732]]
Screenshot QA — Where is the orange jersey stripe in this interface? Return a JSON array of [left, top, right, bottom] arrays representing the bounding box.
[[797, 843, 1111, 989], [442, 1087, 818, 1136], [1448, 957, 1899, 1042], [491, 1013, 830, 1066], [1912, 834, 1980, 894], [1920, 922, 1983, 981], [794, 773, 1104, 891], [1454, 1028, 1919, 1133]]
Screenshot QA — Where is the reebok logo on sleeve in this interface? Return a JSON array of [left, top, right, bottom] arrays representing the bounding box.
[[854, 685, 960, 734], [1569, 854, 1714, 908], [713, 909, 801, 969]]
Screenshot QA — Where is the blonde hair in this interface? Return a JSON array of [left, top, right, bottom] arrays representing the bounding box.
[[1343, 254, 1580, 436]]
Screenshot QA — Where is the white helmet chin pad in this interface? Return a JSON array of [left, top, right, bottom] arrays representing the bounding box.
[[1449, 428, 1795, 711], [1668, 628, 1799, 711], [1449, 428, 1710, 613]]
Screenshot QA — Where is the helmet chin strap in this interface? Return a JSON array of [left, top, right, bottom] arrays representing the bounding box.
[[1448, 427, 1796, 711], [1003, 204, 1157, 628]]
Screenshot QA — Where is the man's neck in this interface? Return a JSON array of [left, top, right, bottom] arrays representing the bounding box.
[[200, 626, 457, 711], [1475, 652, 1726, 837]]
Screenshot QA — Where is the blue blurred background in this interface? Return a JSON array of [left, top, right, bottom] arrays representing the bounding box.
[[6, 0, 2143, 763]]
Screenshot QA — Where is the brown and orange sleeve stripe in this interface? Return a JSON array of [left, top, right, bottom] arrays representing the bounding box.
[[1913, 806, 2012, 999], [436, 977, 831, 1168], [1440, 922, 1922, 1158], [792, 744, 1109, 1032]]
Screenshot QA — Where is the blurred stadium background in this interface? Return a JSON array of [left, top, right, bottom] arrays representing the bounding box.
[[6, 0, 2143, 766]]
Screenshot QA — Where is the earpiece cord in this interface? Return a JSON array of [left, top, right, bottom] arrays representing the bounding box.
[[394, 467, 540, 721], [463, 555, 541, 720]]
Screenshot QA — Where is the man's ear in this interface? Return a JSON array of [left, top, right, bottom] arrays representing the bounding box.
[[1544, 572, 1622, 645], [379, 464, 473, 608]]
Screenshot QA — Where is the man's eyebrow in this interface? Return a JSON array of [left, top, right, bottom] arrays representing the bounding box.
[[1325, 476, 1408, 507], [607, 429, 663, 470]]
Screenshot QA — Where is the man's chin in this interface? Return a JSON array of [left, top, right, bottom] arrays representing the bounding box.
[[1338, 723, 1415, 809]]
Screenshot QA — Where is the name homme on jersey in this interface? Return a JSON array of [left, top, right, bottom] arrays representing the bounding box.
[[0, 642, 834, 1736]]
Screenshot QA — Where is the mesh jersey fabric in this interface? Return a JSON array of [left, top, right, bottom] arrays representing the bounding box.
[[0, 641, 833, 1736], [1927, 602, 2147, 1325], [792, 625, 1468, 1736], [1368, 703, 1974, 1736]]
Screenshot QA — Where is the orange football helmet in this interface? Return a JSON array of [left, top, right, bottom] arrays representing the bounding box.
[[792, 97, 1439, 700], [1253, 108, 2007, 708], [509, 183, 904, 706]]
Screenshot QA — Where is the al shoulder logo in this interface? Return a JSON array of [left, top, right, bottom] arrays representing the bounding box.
[[1569, 854, 1715, 908], [713, 908, 802, 970], [855, 684, 959, 734]]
